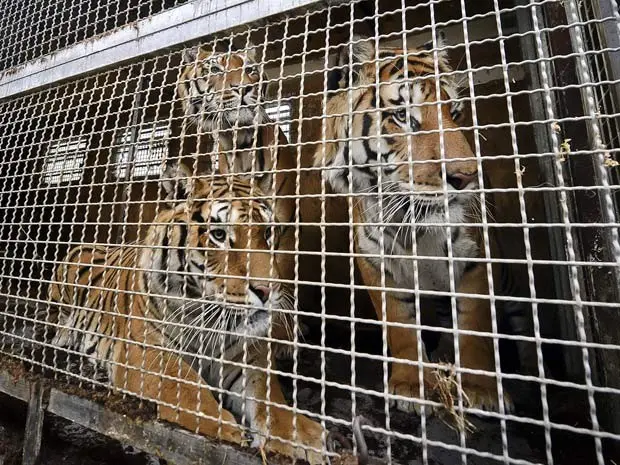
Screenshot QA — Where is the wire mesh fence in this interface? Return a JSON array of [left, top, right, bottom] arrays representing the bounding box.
[[0, 0, 189, 72], [0, 0, 619, 464]]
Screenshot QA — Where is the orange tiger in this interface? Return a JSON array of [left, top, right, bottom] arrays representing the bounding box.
[[316, 36, 513, 413], [49, 165, 328, 463]]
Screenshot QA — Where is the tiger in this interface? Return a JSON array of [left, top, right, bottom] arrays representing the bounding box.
[[315, 36, 514, 414], [176, 45, 300, 343], [48, 164, 327, 463], [176, 45, 296, 229]]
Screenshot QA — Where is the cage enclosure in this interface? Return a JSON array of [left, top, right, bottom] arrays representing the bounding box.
[[0, 0, 619, 464]]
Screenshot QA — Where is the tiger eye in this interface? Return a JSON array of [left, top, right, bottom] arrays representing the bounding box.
[[395, 108, 408, 122], [210, 228, 226, 242]]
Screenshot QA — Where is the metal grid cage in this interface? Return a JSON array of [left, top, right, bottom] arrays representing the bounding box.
[[0, 0, 619, 464], [0, 0, 189, 71]]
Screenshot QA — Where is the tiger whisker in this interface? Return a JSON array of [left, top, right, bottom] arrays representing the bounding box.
[[158, 302, 220, 376], [144, 300, 203, 373], [386, 198, 410, 255], [181, 314, 220, 379], [145, 299, 201, 338], [176, 305, 225, 381]]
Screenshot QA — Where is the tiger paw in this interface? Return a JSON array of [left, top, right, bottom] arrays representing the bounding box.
[[261, 415, 328, 464], [263, 435, 326, 464], [389, 368, 440, 415], [196, 408, 246, 445], [461, 374, 514, 413], [219, 419, 247, 446]]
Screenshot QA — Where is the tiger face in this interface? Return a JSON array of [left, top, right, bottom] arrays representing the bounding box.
[[140, 165, 285, 351], [177, 46, 265, 132], [319, 37, 478, 229]]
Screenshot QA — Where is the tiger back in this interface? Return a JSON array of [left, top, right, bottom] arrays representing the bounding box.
[[49, 244, 139, 367]]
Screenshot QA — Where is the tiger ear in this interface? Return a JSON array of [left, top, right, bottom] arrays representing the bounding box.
[[246, 42, 257, 62], [420, 31, 448, 60], [340, 35, 375, 67], [161, 163, 192, 202], [182, 46, 208, 64], [329, 35, 375, 91], [215, 153, 273, 196]]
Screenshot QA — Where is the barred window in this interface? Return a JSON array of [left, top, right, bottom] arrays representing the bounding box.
[[114, 121, 168, 179], [42, 137, 87, 184], [265, 102, 291, 141]]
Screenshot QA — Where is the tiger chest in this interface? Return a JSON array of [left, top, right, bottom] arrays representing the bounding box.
[[358, 224, 478, 293], [403, 228, 478, 292]]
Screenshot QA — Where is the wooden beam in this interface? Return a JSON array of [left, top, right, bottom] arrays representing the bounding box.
[[0, 370, 266, 465], [22, 382, 48, 465]]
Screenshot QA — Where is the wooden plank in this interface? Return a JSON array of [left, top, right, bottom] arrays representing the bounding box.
[[22, 382, 47, 465], [0, 368, 265, 465], [0, 365, 363, 464], [0, 370, 30, 402], [46, 389, 266, 465]]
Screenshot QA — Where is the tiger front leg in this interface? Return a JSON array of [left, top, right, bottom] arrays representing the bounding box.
[[246, 366, 327, 464], [356, 255, 440, 415], [116, 344, 245, 445], [457, 263, 513, 412], [158, 372, 246, 445]]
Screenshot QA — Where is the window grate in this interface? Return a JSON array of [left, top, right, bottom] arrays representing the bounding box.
[[265, 102, 291, 141], [114, 121, 169, 179], [42, 137, 87, 184]]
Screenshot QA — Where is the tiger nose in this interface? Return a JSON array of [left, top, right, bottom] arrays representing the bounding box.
[[446, 172, 477, 190], [250, 285, 271, 304]]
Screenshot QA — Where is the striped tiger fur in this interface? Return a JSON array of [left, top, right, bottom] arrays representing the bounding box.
[[177, 45, 296, 219], [177, 46, 299, 340], [315, 36, 514, 413], [49, 165, 326, 463]]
